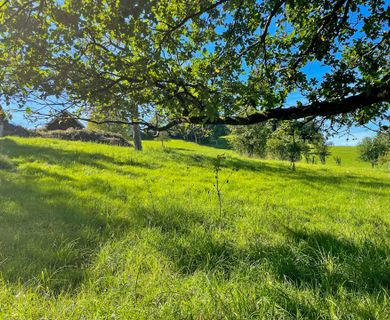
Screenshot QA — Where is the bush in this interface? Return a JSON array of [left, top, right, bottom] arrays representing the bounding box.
[[3, 122, 30, 137], [0, 154, 15, 170], [31, 128, 132, 146]]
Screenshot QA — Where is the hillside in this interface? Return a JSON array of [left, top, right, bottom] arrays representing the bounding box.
[[328, 146, 368, 168], [0, 137, 389, 319]]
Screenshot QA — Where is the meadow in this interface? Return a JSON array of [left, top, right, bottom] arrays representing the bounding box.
[[0, 137, 388, 319]]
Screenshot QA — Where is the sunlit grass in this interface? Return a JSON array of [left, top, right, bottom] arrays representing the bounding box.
[[0, 137, 388, 319]]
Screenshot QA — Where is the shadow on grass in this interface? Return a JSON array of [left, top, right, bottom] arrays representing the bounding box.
[[156, 218, 389, 294], [0, 137, 388, 301], [0, 172, 131, 293], [0, 139, 207, 294], [124, 188, 389, 295], [166, 147, 390, 194], [0, 138, 154, 171]]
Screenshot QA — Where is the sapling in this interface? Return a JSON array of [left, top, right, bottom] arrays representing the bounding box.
[[156, 131, 170, 148], [212, 154, 238, 222], [334, 156, 342, 166]]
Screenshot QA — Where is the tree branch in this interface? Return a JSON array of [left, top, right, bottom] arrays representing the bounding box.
[[236, 0, 285, 60], [179, 82, 390, 126], [58, 81, 390, 132], [161, 0, 228, 41]]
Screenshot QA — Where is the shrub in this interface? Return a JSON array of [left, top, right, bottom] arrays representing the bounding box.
[[31, 128, 132, 146]]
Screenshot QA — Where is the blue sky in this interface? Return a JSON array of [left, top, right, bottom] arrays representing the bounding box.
[[329, 126, 376, 146]]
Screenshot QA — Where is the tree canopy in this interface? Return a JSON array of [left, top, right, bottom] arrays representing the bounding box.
[[0, 0, 389, 130]]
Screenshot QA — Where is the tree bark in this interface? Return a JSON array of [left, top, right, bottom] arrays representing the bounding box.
[[0, 121, 4, 137], [131, 104, 143, 151]]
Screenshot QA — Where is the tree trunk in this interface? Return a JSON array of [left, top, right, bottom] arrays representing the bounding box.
[[0, 121, 4, 137], [291, 161, 296, 171], [131, 104, 143, 151]]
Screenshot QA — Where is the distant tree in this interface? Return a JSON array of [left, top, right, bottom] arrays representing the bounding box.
[[207, 125, 230, 146], [266, 122, 308, 171], [89, 109, 120, 132], [297, 121, 330, 164], [377, 130, 390, 148], [377, 130, 390, 169], [229, 123, 272, 157], [379, 152, 390, 170], [359, 136, 388, 168], [155, 131, 170, 148], [169, 124, 213, 144], [313, 139, 331, 164], [230, 119, 330, 163]]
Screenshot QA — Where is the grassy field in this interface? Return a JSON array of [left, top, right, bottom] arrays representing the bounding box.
[[0, 137, 389, 319], [328, 146, 367, 168]]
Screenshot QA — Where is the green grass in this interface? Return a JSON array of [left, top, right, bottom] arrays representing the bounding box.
[[0, 137, 389, 319], [0, 154, 15, 170], [328, 146, 368, 168]]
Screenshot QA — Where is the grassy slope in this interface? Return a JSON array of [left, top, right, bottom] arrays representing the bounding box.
[[329, 146, 366, 168], [0, 137, 389, 319]]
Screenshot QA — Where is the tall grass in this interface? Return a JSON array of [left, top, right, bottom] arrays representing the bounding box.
[[0, 137, 388, 319]]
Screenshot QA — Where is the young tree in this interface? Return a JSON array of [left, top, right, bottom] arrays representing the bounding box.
[[313, 138, 331, 164], [155, 131, 170, 148], [359, 137, 388, 168], [266, 122, 308, 171]]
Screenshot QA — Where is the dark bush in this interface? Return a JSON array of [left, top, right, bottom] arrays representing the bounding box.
[[3, 122, 30, 137], [31, 128, 132, 147]]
